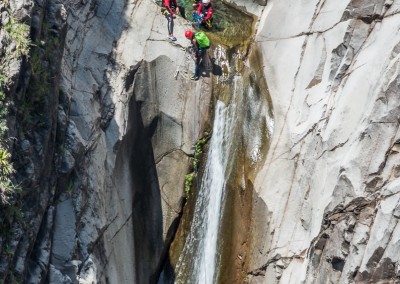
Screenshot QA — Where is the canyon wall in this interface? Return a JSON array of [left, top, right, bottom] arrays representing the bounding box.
[[1, 0, 211, 282], [250, 0, 400, 283], [4, 0, 400, 283]]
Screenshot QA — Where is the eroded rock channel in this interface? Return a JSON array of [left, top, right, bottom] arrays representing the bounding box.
[[158, 2, 273, 284]]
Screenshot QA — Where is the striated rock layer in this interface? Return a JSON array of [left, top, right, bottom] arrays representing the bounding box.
[[49, 0, 212, 282], [250, 0, 400, 283], [5, 0, 400, 283], [1, 0, 211, 282]]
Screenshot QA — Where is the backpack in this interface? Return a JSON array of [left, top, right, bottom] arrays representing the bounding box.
[[195, 32, 210, 48]]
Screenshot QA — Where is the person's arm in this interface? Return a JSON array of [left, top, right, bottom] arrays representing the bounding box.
[[192, 39, 200, 57], [164, 0, 174, 15], [204, 6, 213, 20], [196, 4, 202, 16], [173, 0, 179, 13]]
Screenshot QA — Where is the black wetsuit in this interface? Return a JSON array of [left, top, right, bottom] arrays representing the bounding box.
[[163, 0, 186, 35], [190, 35, 207, 78]]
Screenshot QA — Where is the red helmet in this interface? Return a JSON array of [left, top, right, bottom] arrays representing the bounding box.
[[185, 30, 194, 39]]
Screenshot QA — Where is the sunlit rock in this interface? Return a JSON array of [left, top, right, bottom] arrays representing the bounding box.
[[251, 0, 400, 282]]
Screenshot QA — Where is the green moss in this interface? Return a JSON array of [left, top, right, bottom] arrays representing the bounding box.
[[5, 15, 31, 57], [185, 172, 195, 194], [0, 81, 16, 206], [20, 20, 60, 131], [66, 181, 74, 198], [0, 6, 25, 233], [192, 135, 209, 170], [184, 134, 210, 194]]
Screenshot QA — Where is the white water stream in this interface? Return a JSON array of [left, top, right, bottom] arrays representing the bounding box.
[[175, 77, 243, 284]]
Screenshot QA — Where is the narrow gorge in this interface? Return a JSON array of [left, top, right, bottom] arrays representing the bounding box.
[[1, 0, 400, 284]]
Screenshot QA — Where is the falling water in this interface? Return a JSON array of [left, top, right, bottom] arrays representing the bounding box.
[[174, 77, 243, 284]]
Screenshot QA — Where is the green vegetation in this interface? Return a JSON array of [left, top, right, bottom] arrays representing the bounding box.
[[4, 14, 31, 57], [0, 144, 16, 205], [185, 172, 195, 194], [0, 73, 16, 206], [0, 8, 32, 205], [192, 136, 208, 171], [184, 134, 210, 194], [0, 63, 11, 88], [66, 181, 74, 198], [0, 5, 26, 212], [20, 20, 60, 131]]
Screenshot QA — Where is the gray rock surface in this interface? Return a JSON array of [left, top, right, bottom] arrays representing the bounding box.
[[1, 0, 211, 282], [50, 0, 212, 282], [6, 0, 400, 282], [251, 0, 400, 282], [224, 0, 265, 16]]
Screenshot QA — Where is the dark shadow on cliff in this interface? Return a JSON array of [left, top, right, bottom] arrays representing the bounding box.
[[199, 56, 223, 79], [211, 57, 223, 76], [113, 93, 164, 284], [154, 197, 186, 284]]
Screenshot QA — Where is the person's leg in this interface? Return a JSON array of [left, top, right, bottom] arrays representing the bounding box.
[[165, 13, 175, 39], [194, 57, 200, 78], [198, 49, 206, 75], [193, 49, 205, 79], [178, 6, 186, 19]]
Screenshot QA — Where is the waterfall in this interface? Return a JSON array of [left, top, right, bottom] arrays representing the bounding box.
[[175, 77, 243, 284]]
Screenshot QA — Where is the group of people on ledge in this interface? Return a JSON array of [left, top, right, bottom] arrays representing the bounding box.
[[162, 0, 213, 41], [161, 0, 213, 81]]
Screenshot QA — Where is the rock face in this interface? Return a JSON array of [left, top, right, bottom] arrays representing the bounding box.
[[1, 0, 211, 282], [3, 0, 400, 283], [49, 0, 212, 282], [250, 0, 400, 283]]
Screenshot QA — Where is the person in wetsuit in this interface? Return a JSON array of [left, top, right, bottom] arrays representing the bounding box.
[[163, 0, 186, 41], [184, 29, 210, 80], [195, 0, 213, 28]]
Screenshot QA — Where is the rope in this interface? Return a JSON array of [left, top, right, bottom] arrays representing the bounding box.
[[174, 46, 189, 79]]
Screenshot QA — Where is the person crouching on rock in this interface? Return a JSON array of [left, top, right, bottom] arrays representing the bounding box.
[[162, 0, 186, 41], [184, 29, 210, 81], [194, 0, 213, 29]]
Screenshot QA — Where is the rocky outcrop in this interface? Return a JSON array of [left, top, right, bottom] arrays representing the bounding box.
[[48, 0, 212, 282], [224, 0, 266, 17], [1, 0, 212, 282], [6, 0, 400, 283], [0, 0, 67, 282], [250, 0, 400, 283]]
